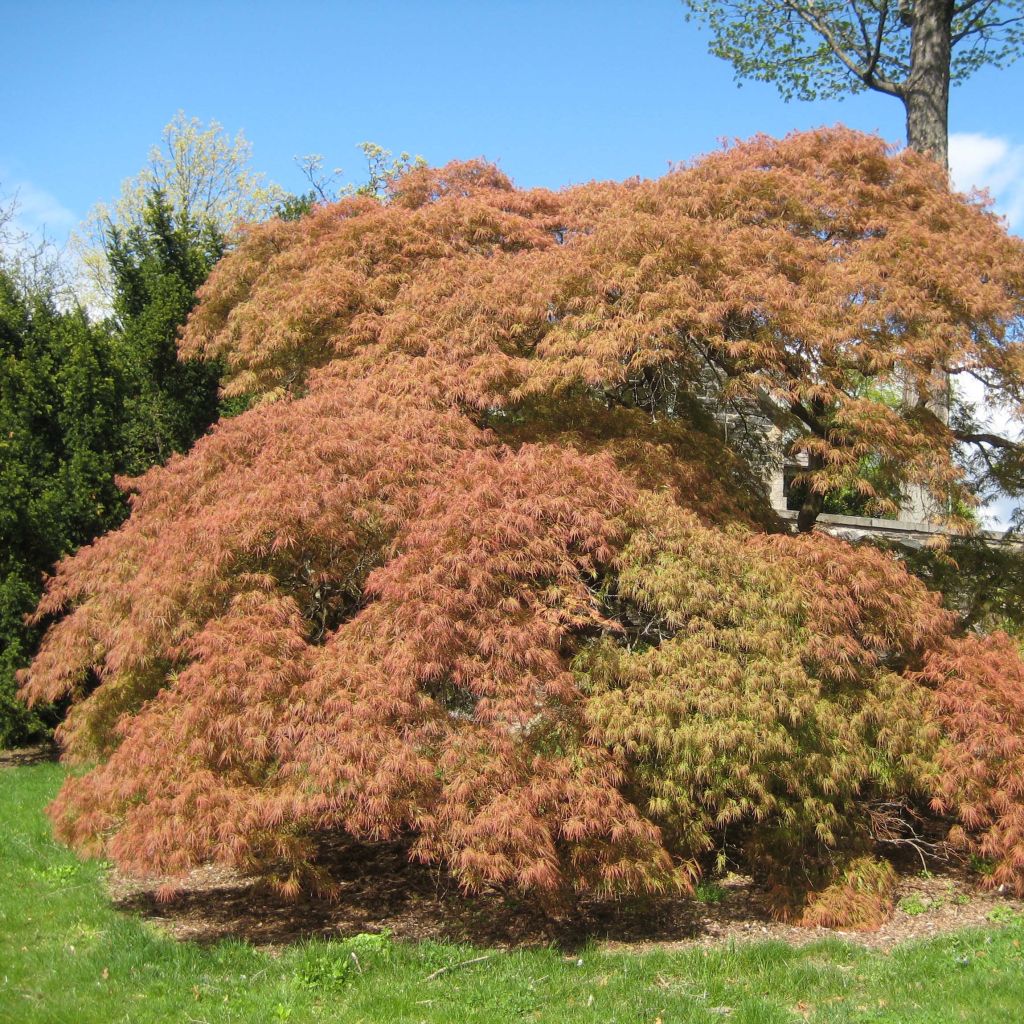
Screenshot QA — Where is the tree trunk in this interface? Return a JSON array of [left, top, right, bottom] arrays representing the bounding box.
[[900, 2, 953, 525], [903, 0, 954, 169], [795, 453, 826, 533]]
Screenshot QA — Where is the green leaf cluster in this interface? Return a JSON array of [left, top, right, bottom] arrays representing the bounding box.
[[105, 189, 225, 474], [577, 494, 942, 893], [683, 1, 1024, 103]]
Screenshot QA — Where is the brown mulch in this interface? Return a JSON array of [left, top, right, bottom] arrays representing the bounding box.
[[0, 742, 59, 767], [106, 833, 1024, 953], [602, 870, 1024, 954]]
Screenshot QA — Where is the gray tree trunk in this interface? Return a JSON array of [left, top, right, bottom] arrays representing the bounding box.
[[900, 2, 953, 527], [903, 0, 954, 169]]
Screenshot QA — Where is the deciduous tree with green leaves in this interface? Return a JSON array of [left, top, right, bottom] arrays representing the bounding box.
[[682, 1, 1024, 167], [76, 112, 285, 302]]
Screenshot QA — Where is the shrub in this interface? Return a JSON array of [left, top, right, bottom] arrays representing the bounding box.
[[18, 129, 1024, 918], [898, 894, 931, 916]]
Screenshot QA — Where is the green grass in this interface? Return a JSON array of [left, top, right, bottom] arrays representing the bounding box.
[[4, 762, 1024, 1023], [694, 881, 728, 904]]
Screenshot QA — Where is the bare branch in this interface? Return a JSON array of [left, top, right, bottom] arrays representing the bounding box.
[[955, 430, 1020, 449]]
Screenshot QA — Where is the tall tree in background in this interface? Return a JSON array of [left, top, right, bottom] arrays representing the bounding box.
[[105, 190, 226, 474], [682, 1, 1024, 167], [88, 115, 287, 468], [0, 266, 123, 745], [2, 116, 280, 745], [277, 143, 426, 221], [77, 112, 284, 302]]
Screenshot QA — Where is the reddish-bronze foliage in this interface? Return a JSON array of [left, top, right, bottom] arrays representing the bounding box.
[[923, 632, 1024, 895], [183, 129, 1024, 524], [20, 129, 1024, 912], [797, 857, 898, 931]]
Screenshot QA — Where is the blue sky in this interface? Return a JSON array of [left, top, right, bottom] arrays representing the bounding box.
[[3, 0, 1023, 244]]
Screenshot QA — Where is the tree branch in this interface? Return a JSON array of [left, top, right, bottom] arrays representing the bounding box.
[[951, 0, 1018, 45], [783, 0, 907, 95], [956, 430, 1019, 449], [867, 0, 893, 80], [953, 13, 1024, 45], [790, 397, 828, 437]]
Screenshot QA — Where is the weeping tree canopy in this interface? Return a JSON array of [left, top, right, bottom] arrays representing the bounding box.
[[20, 129, 1024, 923]]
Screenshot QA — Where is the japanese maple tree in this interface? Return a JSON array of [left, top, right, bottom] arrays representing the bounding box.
[[20, 128, 1024, 921]]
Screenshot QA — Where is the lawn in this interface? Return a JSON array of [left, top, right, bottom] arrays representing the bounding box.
[[3, 760, 1024, 1023]]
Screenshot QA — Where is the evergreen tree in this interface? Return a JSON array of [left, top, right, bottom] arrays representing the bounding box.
[[105, 189, 226, 474], [2, 114, 281, 746], [0, 270, 123, 745], [1, 189, 233, 746]]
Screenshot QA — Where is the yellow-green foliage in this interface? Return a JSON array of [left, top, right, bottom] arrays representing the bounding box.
[[578, 495, 944, 882]]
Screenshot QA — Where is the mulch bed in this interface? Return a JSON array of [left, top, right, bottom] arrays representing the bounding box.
[[10, 745, 1018, 951], [0, 742, 59, 767], [106, 832, 1024, 952]]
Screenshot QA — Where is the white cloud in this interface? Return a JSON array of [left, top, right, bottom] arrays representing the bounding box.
[[13, 181, 76, 235], [949, 132, 1024, 230], [1, 174, 77, 256]]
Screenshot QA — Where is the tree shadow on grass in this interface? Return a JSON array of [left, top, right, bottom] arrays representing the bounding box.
[[0, 742, 60, 767]]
